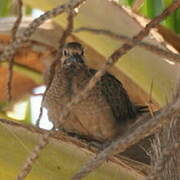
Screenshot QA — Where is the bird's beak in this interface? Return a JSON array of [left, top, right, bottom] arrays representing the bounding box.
[[64, 54, 84, 68]]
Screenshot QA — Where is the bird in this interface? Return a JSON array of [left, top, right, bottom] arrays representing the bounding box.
[[43, 42, 147, 143]]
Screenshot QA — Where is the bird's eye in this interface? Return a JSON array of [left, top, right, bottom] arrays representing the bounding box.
[[63, 49, 69, 56]]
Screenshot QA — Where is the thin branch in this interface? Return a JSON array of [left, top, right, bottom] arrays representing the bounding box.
[[69, 1, 180, 179], [10, 0, 180, 179], [0, 0, 86, 62], [16, 5, 78, 180], [17, 1, 179, 179], [16, 132, 51, 180], [36, 10, 75, 127], [0, 118, 74, 143], [7, 0, 23, 101], [11, 0, 23, 40], [1, 61, 42, 84], [0, 118, 149, 175], [147, 79, 155, 117], [75, 27, 180, 63], [70, 91, 180, 180], [7, 58, 14, 101]]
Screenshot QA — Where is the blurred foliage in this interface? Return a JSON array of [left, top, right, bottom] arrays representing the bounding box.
[[0, 0, 32, 17], [119, 0, 180, 33], [0, 0, 33, 124], [4, 98, 32, 124], [0, 1, 179, 179], [0, 62, 42, 124], [22, 98, 32, 124], [0, 0, 11, 17], [120, 0, 134, 6], [0, 0, 179, 125]]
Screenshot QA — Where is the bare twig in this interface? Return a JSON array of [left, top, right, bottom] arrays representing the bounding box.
[[18, 1, 179, 179], [12, 0, 180, 179], [16, 5, 78, 180], [35, 106, 44, 127], [70, 92, 180, 180], [0, 0, 86, 62], [70, 1, 180, 179], [11, 0, 23, 40], [147, 79, 155, 117], [7, 0, 23, 101], [7, 56, 14, 101], [75, 27, 180, 63], [0, 118, 149, 176], [36, 9, 75, 126], [16, 132, 51, 180]]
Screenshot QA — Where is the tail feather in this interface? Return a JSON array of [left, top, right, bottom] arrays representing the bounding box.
[[136, 105, 149, 114]]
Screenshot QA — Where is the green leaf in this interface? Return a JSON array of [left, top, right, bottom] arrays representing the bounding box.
[[119, 0, 180, 34], [20, 0, 179, 106], [162, 0, 175, 31], [174, 8, 180, 33], [0, 0, 11, 17], [0, 122, 146, 180], [119, 0, 134, 6], [23, 98, 32, 124], [24, 5, 33, 15], [0, 62, 43, 84]]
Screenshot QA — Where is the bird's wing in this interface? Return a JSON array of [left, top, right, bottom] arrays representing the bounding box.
[[88, 68, 146, 124]]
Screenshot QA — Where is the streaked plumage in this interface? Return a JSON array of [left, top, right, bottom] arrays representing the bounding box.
[[44, 42, 146, 141]]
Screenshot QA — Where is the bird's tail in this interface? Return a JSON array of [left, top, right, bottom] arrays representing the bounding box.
[[136, 105, 149, 114]]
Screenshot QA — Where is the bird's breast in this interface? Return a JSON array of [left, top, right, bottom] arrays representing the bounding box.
[[44, 69, 121, 141]]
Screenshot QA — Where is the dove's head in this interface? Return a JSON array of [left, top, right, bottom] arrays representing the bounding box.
[[61, 42, 85, 73]]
